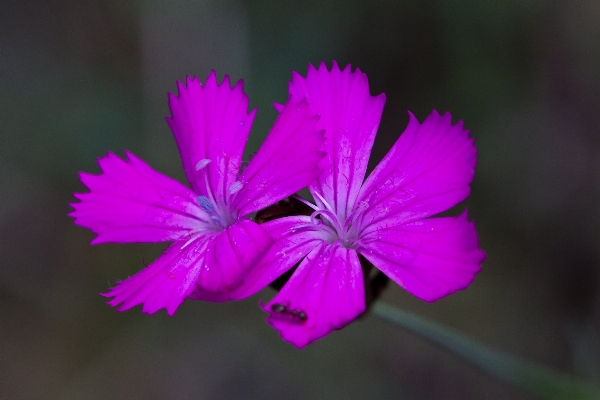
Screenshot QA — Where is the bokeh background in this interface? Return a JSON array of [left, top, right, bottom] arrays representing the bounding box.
[[2, 1, 600, 399]]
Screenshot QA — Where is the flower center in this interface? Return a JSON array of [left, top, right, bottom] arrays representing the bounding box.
[[192, 158, 243, 231], [293, 194, 366, 249], [197, 195, 230, 230], [310, 209, 361, 249]]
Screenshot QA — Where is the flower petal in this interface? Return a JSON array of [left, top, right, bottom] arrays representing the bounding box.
[[70, 151, 204, 244], [357, 110, 476, 230], [287, 62, 385, 221], [264, 243, 365, 348], [233, 100, 326, 215], [194, 216, 322, 301], [104, 220, 273, 314], [194, 219, 274, 294], [166, 72, 256, 202], [102, 236, 210, 316], [360, 211, 484, 302]]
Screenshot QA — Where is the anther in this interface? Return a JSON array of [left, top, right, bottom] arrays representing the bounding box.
[[195, 159, 211, 171], [197, 195, 214, 213], [229, 181, 243, 195]]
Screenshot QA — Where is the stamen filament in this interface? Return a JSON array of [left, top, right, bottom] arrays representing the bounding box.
[[311, 209, 345, 235], [292, 195, 319, 211], [313, 191, 334, 214]]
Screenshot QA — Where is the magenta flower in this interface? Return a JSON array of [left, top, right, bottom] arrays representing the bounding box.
[[70, 72, 325, 315], [246, 62, 485, 347]]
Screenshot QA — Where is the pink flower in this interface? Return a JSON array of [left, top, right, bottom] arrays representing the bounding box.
[[247, 62, 485, 347], [70, 72, 325, 315]]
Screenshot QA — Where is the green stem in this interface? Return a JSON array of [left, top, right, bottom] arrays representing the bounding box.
[[371, 302, 600, 400]]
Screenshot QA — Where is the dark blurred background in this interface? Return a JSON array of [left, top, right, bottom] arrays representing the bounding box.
[[1, 1, 599, 399]]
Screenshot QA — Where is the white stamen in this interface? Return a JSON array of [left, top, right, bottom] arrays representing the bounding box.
[[195, 159, 212, 171], [292, 195, 319, 211], [229, 181, 243, 195], [180, 235, 197, 250], [311, 209, 344, 234], [313, 191, 334, 213]]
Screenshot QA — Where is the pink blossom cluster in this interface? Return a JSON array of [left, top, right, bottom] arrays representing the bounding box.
[[71, 62, 484, 347]]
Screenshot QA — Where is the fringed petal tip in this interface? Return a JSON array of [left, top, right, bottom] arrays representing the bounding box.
[[305, 60, 352, 76], [71, 151, 133, 193], [100, 288, 178, 317], [405, 109, 468, 134], [100, 277, 183, 316], [168, 71, 245, 102], [72, 151, 121, 188], [166, 72, 248, 129], [292, 61, 375, 99], [423, 109, 468, 134]]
